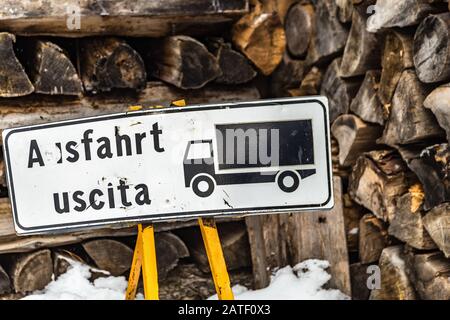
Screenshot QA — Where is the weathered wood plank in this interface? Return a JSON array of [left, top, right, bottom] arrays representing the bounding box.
[[281, 177, 351, 296], [0, 81, 260, 143], [0, 0, 249, 37]]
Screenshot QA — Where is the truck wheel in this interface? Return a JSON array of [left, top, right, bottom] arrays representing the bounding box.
[[192, 175, 215, 198], [277, 171, 299, 193]]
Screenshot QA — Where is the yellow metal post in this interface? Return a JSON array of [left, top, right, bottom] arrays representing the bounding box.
[[125, 224, 143, 300], [141, 224, 159, 300], [198, 218, 234, 300]]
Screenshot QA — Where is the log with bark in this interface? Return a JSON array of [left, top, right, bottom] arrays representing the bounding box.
[[147, 36, 221, 89], [423, 203, 450, 258], [336, 0, 354, 24], [378, 31, 414, 108], [0, 81, 260, 142], [53, 250, 87, 279], [0, 32, 34, 97], [366, 0, 439, 33], [18, 40, 83, 96], [284, 3, 315, 58], [320, 58, 360, 122], [379, 70, 445, 146], [288, 67, 322, 97], [404, 144, 450, 210], [306, 0, 349, 65], [206, 38, 257, 85], [359, 213, 389, 264], [177, 221, 251, 273], [369, 245, 417, 300], [0, 0, 249, 37], [405, 250, 450, 300], [331, 114, 383, 167], [232, 2, 285, 75], [82, 239, 133, 276], [340, 2, 381, 78], [349, 150, 412, 222], [307, 0, 349, 65], [270, 52, 305, 97], [0, 264, 10, 294], [349, 70, 384, 125], [80, 37, 146, 93], [6, 249, 53, 293], [388, 184, 437, 250], [414, 13, 450, 83], [424, 84, 450, 142], [154, 232, 190, 280], [350, 262, 370, 300]]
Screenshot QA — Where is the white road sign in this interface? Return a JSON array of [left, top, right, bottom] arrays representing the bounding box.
[[3, 97, 333, 235]]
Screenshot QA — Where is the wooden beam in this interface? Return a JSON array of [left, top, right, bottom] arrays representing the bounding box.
[[0, 0, 249, 37], [280, 176, 352, 296], [0, 81, 260, 143]]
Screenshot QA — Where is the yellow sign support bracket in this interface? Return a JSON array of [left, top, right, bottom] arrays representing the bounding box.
[[125, 101, 234, 301], [125, 219, 234, 300]]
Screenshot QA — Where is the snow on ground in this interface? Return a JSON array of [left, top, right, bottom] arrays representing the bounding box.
[[22, 259, 143, 300], [209, 260, 349, 300], [22, 258, 349, 300]]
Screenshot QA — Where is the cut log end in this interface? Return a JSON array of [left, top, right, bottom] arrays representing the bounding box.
[[32, 41, 83, 96], [82, 239, 133, 276], [0, 32, 34, 97], [81, 37, 146, 93], [149, 36, 221, 90], [332, 114, 383, 167], [8, 249, 53, 294], [285, 3, 314, 58], [414, 13, 450, 83]]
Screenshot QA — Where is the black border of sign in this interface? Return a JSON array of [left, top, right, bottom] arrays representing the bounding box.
[[4, 98, 332, 234]]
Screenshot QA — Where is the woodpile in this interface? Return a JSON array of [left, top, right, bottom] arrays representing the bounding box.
[[0, 0, 449, 300]]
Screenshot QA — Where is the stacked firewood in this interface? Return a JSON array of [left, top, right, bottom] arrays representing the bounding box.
[[307, 0, 449, 300], [0, 0, 449, 300]]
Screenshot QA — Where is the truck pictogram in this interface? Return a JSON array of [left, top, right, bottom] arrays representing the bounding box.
[[183, 120, 317, 197]]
